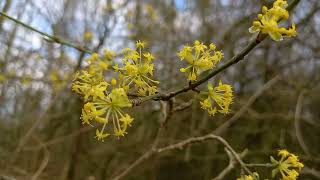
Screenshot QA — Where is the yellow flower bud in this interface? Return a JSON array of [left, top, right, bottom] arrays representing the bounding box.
[[253, 21, 261, 27], [209, 43, 216, 50], [262, 6, 268, 14], [111, 78, 117, 86], [180, 68, 187, 72], [84, 31, 93, 41]]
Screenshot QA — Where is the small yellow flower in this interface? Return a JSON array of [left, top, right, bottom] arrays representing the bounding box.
[[113, 41, 159, 96], [200, 81, 233, 116], [72, 70, 109, 101], [86, 53, 109, 75], [178, 41, 223, 81], [95, 129, 110, 142], [278, 149, 290, 157], [82, 102, 107, 124], [119, 114, 134, 129], [111, 78, 117, 86], [209, 43, 216, 50], [87, 53, 99, 63], [249, 0, 296, 41], [81, 88, 133, 140], [72, 49, 139, 141], [136, 40, 145, 49], [114, 127, 127, 138], [103, 49, 116, 61], [143, 52, 154, 62], [282, 170, 299, 180], [84, 31, 93, 41], [271, 149, 304, 180]]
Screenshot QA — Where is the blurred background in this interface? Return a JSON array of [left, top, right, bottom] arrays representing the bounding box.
[[0, 0, 319, 179]]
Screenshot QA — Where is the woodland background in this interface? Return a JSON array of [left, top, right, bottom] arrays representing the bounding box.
[[0, 0, 319, 179]]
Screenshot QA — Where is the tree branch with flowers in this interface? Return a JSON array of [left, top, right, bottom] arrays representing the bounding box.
[[71, 0, 304, 179], [0, 0, 308, 179]]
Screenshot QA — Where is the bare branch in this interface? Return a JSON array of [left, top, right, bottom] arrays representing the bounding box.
[[30, 136, 50, 180], [0, 11, 93, 54], [294, 90, 311, 156], [112, 133, 251, 180], [135, 0, 301, 104], [212, 148, 248, 180]]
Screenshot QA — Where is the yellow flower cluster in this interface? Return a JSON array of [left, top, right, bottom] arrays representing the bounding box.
[[178, 40, 223, 81], [270, 149, 304, 180], [113, 40, 159, 96], [72, 54, 109, 102], [200, 81, 233, 116], [82, 88, 133, 140], [249, 0, 296, 41], [72, 43, 158, 141]]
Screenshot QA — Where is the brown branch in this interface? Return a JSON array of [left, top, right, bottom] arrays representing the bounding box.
[[159, 99, 174, 126], [111, 102, 168, 180], [30, 136, 50, 180], [294, 90, 311, 156], [172, 100, 193, 112], [211, 148, 248, 180], [0, 11, 93, 54], [157, 134, 252, 174], [112, 134, 251, 180], [112, 52, 292, 180], [154, 36, 265, 101], [135, 0, 301, 104]]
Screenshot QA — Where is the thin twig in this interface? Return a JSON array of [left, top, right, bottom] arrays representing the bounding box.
[[172, 100, 193, 112], [294, 90, 311, 156], [154, 37, 264, 101], [112, 128, 161, 180], [133, 0, 301, 104], [0, 11, 93, 54], [157, 134, 252, 174], [244, 163, 274, 168], [30, 136, 50, 180], [1, 0, 301, 106], [212, 148, 248, 180], [112, 150, 155, 180], [159, 99, 174, 126], [112, 134, 251, 180], [112, 102, 168, 180]]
